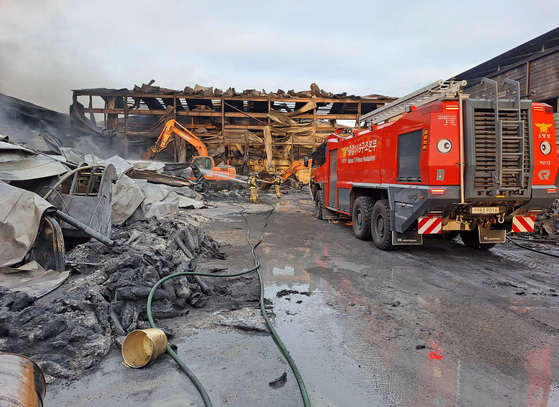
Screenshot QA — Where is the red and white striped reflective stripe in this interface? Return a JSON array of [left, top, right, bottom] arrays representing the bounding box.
[[512, 216, 535, 233], [418, 216, 442, 234]]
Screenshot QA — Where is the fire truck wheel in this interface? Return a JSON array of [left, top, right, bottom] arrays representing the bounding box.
[[352, 196, 373, 240], [442, 231, 459, 240], [371, 199, 394, 250], [459, 230, 495, 250], [315, 190, 324, 220]]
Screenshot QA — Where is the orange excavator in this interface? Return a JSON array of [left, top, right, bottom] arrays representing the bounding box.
[[260, 160, 311, 190], [280, 161, 305, 182], [141, 119, 237, 191]]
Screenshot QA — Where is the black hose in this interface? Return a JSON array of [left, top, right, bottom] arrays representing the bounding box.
[[508, 235, 559, 244], [239, 208, 311, 407], [146, 268, 258, 407], [507, 237, 559, 259], [145, 206, 311, 407]]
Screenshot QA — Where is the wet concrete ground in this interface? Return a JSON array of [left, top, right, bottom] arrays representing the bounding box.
[[48, 189, 559, 406]]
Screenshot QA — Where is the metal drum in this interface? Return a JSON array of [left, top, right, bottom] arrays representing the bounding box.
[[0, 353, 46, 407]]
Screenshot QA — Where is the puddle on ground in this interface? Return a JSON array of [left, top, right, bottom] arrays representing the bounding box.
[[264, 281, 398, 406], [258, 241, 415, 406]]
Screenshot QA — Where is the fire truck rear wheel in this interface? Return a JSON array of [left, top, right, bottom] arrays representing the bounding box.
[[352, 196, 374, 240], [459, 230, 495, 250], [371, 199, 394, 250], [315, 190, 324, 220]]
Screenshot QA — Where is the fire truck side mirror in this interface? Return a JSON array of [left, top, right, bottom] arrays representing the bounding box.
[[304, 156, 309, 167]]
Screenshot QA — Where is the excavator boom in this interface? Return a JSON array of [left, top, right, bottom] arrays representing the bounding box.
[[281, 161, 304, 182], [141, 119, 208, 160], [140, 119, 237, 191]]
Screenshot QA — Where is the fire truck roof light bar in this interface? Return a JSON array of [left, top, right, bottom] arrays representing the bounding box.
[[359, 79, 467, 126]]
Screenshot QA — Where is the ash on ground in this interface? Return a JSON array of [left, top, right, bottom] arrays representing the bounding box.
[[0, 212, 260, 383]]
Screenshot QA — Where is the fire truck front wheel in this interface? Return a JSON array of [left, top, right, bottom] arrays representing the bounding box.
[[371, 199, 394, 250], [352, 196, 374, 240], [315, 190, 324, 220]]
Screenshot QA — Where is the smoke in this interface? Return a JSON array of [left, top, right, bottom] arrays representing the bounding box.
[[0, 92, 72, 145], [1, 0, 558, 115]]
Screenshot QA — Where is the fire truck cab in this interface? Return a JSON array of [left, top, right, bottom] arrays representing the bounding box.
[[309, 79, 559, 250]]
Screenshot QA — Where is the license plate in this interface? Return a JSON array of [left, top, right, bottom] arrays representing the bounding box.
[[471, 207, 500, 214]]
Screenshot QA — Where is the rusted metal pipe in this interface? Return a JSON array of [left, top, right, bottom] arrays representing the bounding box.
[[54, 210, 115, 246]]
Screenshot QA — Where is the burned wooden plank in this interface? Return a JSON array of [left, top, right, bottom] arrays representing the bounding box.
[[128, 169, 191, 187]]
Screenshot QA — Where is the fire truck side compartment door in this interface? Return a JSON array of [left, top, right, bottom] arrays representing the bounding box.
[[328, 149, 338, 209], [338, 188, 350, 213]]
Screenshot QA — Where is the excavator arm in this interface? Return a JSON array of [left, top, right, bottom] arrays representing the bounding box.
[[281, 161, 305, 182], [141, 119, 208, 160]]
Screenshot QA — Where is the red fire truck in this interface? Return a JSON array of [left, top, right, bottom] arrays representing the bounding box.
[[309, 79, 559, 249]]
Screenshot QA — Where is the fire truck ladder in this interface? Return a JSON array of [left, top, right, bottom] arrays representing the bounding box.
[[359, 79, 467, 126], [479, 77, 527, 194]]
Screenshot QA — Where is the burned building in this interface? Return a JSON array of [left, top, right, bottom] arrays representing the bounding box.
[[71, 83, 395, 176], [455, 26, 559, 130]]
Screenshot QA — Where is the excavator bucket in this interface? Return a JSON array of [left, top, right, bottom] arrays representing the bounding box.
[[140, 150, 156, 160]]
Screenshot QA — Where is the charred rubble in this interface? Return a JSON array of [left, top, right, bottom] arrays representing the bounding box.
[[0, 215, 259, 382]]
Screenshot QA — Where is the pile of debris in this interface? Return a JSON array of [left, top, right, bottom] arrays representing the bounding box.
[[133, 80, 359, 100], [0, 130, 262, 382], [0, 214, 260, 382], [536, 199, 559, 237]]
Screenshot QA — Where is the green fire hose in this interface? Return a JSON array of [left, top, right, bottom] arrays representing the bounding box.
[[145, 207, 311, 407]]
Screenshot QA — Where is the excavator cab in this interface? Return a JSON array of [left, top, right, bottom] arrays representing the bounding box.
[[192, 156, 214, 171]]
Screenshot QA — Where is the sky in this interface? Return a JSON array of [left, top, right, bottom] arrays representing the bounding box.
[[1, 0, 558, 113]]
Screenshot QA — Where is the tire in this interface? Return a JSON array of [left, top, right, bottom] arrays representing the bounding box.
[[459, 229, 495, 250], [200, 182, 210, 194], [442, 230, 459, 240], [352, 196, 374, 240], [371, 199, 394, 250], [315, 190, 324, 220]]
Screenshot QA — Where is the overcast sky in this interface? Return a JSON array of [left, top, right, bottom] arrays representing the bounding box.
[[1, 0, 558, 113]]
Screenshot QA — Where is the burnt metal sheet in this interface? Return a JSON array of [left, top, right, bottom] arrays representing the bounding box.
[[0, 261, 70, 298], [0, 183, 55, 267], [26, 215, 65, 272], [0, 141, 68, 181]]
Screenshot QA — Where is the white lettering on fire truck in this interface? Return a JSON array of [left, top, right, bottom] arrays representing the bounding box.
[[348, 156, 377, 164], [348, 139, 377, 157], [438, 115, 457, 126]]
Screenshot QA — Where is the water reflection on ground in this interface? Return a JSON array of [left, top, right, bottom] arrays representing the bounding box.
[[260, 240, 559, 407]]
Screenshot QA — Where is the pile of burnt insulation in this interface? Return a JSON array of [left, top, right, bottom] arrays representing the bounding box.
[[0, 216, 244, 382]]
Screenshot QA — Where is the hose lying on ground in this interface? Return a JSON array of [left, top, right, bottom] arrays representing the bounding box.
[[507, 237, 559, 259], [145, 207, 311, 407]]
